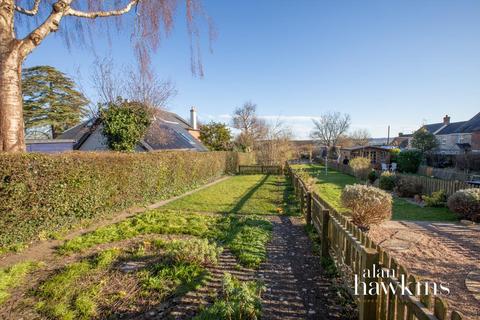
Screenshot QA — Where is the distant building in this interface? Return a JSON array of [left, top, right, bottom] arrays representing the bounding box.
[[26, 139, 75, 153], [58, 108, 207, 152], [419, 113, 480, 154], [339, 146, 395, 166], [290, 140, 322, 160]]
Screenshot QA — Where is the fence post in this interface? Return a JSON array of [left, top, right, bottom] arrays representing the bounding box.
[[358, 248, 379, 320], [321, 209, 330, 258], [305, 191, 312, 225]]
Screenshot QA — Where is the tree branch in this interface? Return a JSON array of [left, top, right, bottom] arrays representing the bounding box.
[[66, 0, 139, 19], [18, 0, 73, 59], [15, 0, 41, 16]]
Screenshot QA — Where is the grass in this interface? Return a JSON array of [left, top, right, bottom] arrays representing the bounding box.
[[194, 273, 264, 320], [38, 239, 220, 320], [164, 175, 288, 215], [292, 164, 458, 221], [59, 210, 272, 268], [58, 210, 218, 254], [216, 216, 272, 268], [36, 249, 120, 320], [0, 261, 41, 305]]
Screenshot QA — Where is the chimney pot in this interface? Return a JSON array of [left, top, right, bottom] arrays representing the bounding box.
[[443, 115, 450, 125], [190, 107, 198, 130]]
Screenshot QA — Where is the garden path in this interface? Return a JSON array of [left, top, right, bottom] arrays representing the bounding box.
[[369, 221, 480, 319]]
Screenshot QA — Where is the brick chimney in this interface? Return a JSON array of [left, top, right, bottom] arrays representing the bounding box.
[[443, 115, 450, 125]]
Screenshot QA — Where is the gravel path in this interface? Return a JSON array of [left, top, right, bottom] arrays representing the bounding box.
[[369, 221, 480, 319]]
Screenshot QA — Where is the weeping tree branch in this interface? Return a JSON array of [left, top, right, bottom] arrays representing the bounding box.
[[66, 0, 139, 18], [15, 0, 42, 16]]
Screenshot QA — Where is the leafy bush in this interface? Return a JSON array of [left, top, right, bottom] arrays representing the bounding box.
[[397, 150, 423, 173], [349, 157, 371, 181], [367, 170, 379, 184], [424, 190, 447, 208], [0, 151, 252, 250], [447, 189, 480, 220], [194, 273, 264, 320], [395, 176, 423, 197], [341, 184, 392, 229], [100, 100, 152, 152], [379, 172, 396, 191], [389, 148, 401, 163]]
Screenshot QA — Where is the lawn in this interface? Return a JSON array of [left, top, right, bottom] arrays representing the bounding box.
[[2, 174, 297, 318], [291, 164, 458, 221], [163, 174, 293, 215]]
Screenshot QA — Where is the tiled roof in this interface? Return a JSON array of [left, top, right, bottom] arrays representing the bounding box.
[[436, 121, 467, 135], [57, 110, 207, 152], [423, 123, 444, 134], [455, 112, 480, 133]]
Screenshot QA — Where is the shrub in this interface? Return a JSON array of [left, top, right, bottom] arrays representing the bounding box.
[[379, 172, 396, 191], [341, 184, 392, 229], [100, 100, 152, 152], [367, 170, 379, 184], [389, 148, 401, 163], [447, 189, 480, 220], [397, 150, 423, 173], [395, 176, 423, 197], [349, 157, 371, 181], [424, 190, 447, 208], [0, 151, 253, 250]]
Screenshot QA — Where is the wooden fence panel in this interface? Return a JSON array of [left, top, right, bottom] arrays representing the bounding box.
[[238, 165, 282, 175], [286, 164, 465, 320]]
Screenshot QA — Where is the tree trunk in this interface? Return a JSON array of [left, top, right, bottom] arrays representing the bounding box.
[[0, 49, 26, 152]]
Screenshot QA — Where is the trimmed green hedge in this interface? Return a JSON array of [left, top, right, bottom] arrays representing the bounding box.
[[0, 151, 253, 250]]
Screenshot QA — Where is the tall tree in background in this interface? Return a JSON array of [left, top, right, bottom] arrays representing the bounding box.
[[232, 101, 267, 152], [0, 0, 212, 151], [199, 122, 232, 151], [311, 111, 351, 148], [23, 65, 88, 138]]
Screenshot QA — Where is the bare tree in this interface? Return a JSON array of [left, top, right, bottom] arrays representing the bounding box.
[[232, 101, 268, 152], [0, 0, 212, 151], [255, 120, 293, 166], [338, 128, 371, 147], [310, 111, 351, 148], [126, 66, 176, 109], [91, 58, 176, 110]]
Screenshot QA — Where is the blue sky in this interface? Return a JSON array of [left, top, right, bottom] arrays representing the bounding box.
[[24, 0, 480, 138]]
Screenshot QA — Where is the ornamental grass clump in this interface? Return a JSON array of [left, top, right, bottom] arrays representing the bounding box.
[[447, 189, 480, 220], [341, 184, 392, 230], [349, 157, 371, 181]]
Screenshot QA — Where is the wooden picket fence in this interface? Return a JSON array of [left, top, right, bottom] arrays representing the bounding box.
[[287, 164, 465, 320], [238, 165, 283, 175], [396, 174, 479, 197], [327, 160, 479, 197]]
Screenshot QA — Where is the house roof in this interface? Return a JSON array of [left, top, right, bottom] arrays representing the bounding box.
[[422, 112, 480, 135], [423, 122, 445, 134], [57, 109, 207, 152], [436, 121, 467, 135], [455, 112, 480, 133]]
